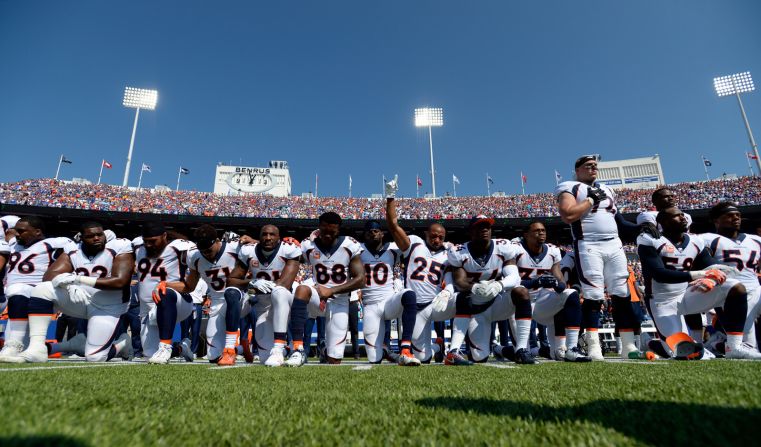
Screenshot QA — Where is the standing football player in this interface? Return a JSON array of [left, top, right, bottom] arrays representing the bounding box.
[[14, 221, 135, 362], [638, 207, 758, 359], [556, 155, 654, 360], [513, 221, 590, 362], [385, 176, 455, 363], [358, 220, 420, 365], [0, 216, 76, 361], [133, 222, 195, 364], [229, 225, 304, 366], [294, 213, 365, 365], [637, 187, 693, 230]]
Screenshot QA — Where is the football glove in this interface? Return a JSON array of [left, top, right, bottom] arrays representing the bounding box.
[[639, 222, 661, 239], [52, 273, 78, 288], [67, 285, 91, 305], [587, 187, 608, 205], [690, 267, 728, 285], [431, 289, 452, 313], [689, 278, 717, 293], [472, 280, 502, 300], [152, 281, 167, 304], [251, 279, 276, 294], [536, 275, 559, 289], [384, 175, 399, 198]]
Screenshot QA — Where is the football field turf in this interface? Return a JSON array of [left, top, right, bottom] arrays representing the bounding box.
[[0, 359, 759, 446]]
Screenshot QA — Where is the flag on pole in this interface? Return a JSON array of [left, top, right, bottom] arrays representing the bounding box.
[[703, 157, 712, 167], [748, 152, 759, 160], [141, 163, 151, 173], [487, 175, 494, 184], [102, 160, 112, 169], [61, 156, 73, 164], [521, 172, 527, 184], [452, 174, 460, 184], [554, 170, 562, 184], [349, 175, 352, 188], [417, 176, 423, 187], [180, 167, 190, 174]]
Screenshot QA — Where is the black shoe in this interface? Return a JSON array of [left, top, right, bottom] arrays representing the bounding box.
[[538, 345, 552, 359], [383, 347, 401, 364], [514, 348, 536, 365], [433, 338, 445, 363]]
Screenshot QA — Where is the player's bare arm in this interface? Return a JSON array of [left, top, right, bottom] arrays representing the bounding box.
[[43, 252, 74, 281], [550, 262, 565, 283], [316, 256, 366, 298], [92, 253, 136, 290], [557, 192, 593, 224], [452, 266, 474, 292], [176, 268, 201, 294], [385, 197, 411, 252], [226, 260, 250, 289], [276, 258, 300, 290]]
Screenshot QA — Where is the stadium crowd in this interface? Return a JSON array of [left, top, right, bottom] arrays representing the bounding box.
[[2, 176, 761, 219]]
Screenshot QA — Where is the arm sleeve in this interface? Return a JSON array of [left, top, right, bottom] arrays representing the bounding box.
[[692, 247, 718, 271], [443, 270, 455, 294], [615, 212, 641, 241], [637, 245, 692, 284], [499, 264, 520, 290]]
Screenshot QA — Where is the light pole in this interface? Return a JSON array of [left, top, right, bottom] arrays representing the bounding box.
[[122, 87, 158, 187], [713, 71, 760, 175], [414, 107, 443, 198]]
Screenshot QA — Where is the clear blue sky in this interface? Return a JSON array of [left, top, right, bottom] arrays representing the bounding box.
[[1, 1, 760, 197]]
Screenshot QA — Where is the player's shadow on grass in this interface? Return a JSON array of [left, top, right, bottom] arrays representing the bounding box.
[[417, 397, 760, 445], [0, 435, 89, 447]]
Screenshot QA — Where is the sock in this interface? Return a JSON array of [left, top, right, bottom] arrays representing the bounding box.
[[581, 299, 602, 330], [223, 289, 241, 333], [400, 291, 417, 343], [273, 332, 287, 348], [449, 317, 469, 352], [723, 285, 748, 334], [726, 333, 743, 351], [289, 299, 307, 350], [689, 329, 703, 343], [611, 295, 635, 331], [553, 336, 565, 352], [515, 319, 532, 350], [225, 331, 238, 350], [566, 328, 579, 350], [27, 296, 55, 350], [156, 289, 178, 341], [620, 331, 637, 352], [6, 295, 30, 345]]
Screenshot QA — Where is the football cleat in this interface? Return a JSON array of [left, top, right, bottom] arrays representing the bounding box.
[[538, 344, 552, 360], [514, 348, 536, 365], [19, 345, 49, 363], [217, 347, 237, 366], [705, 332, 726, 358], [148, 344, 172, 364], [623, 346, 644, 360], [492, 343, 506, 361], [553, 346, 567, 361], [433, 337, 445, 363], [726, 343, 761, 360], [265, 346, 286, 367], [180, 338, 194, 362], [240, 339, 254, 363], [647, 339, 671, 359], [584, 332, 604, 361], [318, 340, 327, 364], [564, 347, 592, 363], [700, 348, 716, 360], [285, 348, 306, 367], [383, 347, 401, 364], [398, 348, 421, 366], [114, 333, 134, 361], [444, 349, 472, 366], [0, 340, 24, 363]]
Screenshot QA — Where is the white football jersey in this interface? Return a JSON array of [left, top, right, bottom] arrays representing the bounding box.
[[448, 239, 518, 284], [638, 233, 704, 299], [514, 242, 562, 296], [699, 232, 761, 293], [6, 237, 77, 287], [238, 240, 303, 284], [555, 181, 618, 241], [69, 238, 134, 303], [359, 242, 401, 305], [188, 241, 242, 300], [302, 236, 363, 297], [403, 235, 450, 304], [636, 210, 693, 229], [135, 239, 196, 303]]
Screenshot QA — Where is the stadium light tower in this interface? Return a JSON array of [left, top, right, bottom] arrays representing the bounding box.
[[713, 71, 760, 174], [122, 87, 158, 187], [414, 107, 444, 198]]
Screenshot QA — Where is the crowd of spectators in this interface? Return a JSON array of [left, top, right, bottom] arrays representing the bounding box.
[[2, 176, 761, 220]]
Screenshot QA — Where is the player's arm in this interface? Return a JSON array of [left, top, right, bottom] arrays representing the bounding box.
[[317, 256, 366, 298], [452, 267, 474, 292], [692, 247, 719, 271], [557, 192, 593, 224], [550, 262, 567, 286], [276, 258, 300, 290], [637, 245, 693, 284], [614, 212, 642, 241], [498, 258, 521, 290], [91, 253, 136, 290], [172, 268, 200, 294], [0, 252, 8, 272], [226, 260, 250, 289], [43, 252, 74, 281], [385, 198, 411, 252]]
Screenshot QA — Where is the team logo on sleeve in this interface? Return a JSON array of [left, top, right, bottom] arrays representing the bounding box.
[[314, 252, 321, 259], [251, 260, 260, 268]]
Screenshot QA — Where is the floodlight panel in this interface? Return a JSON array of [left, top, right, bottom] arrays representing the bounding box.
[[414, 107, 444, 127], [714, 72, 755, 97], [123, 87, 158, 110]]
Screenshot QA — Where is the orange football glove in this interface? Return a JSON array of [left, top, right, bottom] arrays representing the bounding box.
[[703, 269, 727, 285], [152, 281, 167, 304], [282, 237, 301, 247], [689, 278, 717, 293]]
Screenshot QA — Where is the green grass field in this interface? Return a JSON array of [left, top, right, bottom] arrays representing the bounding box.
[[1, 359, 760, 446]]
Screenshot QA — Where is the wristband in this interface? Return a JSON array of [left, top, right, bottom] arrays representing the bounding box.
[[76, 275, 98, 287]]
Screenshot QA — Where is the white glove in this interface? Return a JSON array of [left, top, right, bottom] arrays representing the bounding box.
[[251, 279, 276, 294], [431, 289, 451, 313], [472, 280, 502, 300], [384, 175, 399, 198], [52, 273, 78, 288], [67, 285, 91, 305]]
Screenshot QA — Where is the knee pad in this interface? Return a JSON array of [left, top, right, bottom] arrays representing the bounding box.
[[401, 290, 416, 306]]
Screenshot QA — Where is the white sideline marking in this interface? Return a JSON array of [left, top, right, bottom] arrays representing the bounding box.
[[0, 362, 140, 373], [352, 365, 373, 371], [479, 363, 516, 369], [209, 364, 256, 371]]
